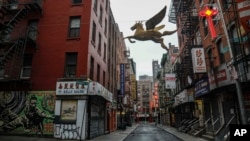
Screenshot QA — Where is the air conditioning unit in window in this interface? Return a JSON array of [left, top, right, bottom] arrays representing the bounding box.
[[20, 67, 31, 79]]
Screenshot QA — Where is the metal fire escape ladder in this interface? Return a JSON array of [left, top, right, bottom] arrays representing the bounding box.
[[180, 0, 199, 88], [223, 0, 250, 81], [0, 0, 42, 78], [0, 0, 42, 42], [0, 29, 28, 69]]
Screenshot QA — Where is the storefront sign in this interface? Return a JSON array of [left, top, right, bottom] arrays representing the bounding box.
[[195, 77, 210, 97], [191, 48, 207, 73], [56, 81, 112, 102], [56, 81, 88, 95], [88, 82, 113, 102], [165, 73, 176, 89], [237, 0, 250, 34], [120, 64, 125, 97], [208, 64, 235, 90], [173, 90, 188, 107]]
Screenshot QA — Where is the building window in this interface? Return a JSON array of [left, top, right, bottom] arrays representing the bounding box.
[[196, 30, 201, 45], [207, 49, 214, 69], [97, 64, 100, 82], [0, 68, 3, 79], [93, 0, 98, 13], [28, 20, 38, 40], [72, 0, 82, 4], [103, 71, 105, 86], [217, 39, 225, 64], [98, 33, 102, 54], [9, 0, 18, 9], [203, 18, 208, 37], [91, 21, 96, 46], [90, 56, 94, 80], [105, 0, 108, 12], [65, 53, 77, 77], [103, 43, 106, 62], [104, 18, 107, 35], [223, 0, 232, 9], [20, 54, 32, 78], [99, 6, 103, 25], [68, 16, 81, 38], [0, 56, 4, 79], [229, 25, 241, 55]]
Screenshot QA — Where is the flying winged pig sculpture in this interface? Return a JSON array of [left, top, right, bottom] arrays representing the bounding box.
[[124, 6, 177, 51]]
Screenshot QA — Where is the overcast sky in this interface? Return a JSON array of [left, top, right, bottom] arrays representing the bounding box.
[[109, 0, 178, 79]]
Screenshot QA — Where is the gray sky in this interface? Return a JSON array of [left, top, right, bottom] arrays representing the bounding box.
[[109, 0, 178, 78]]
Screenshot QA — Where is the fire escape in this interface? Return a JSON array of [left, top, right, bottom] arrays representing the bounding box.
[[224, 0, 250, 82], [169, 0, 200, 89], [0, 0, 42, 90]]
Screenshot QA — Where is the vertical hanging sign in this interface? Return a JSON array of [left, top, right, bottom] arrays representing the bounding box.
[[237, 0, 250, 34], [199, 6, 218, 39], [192, 48, 207, 73], [120, 64, 125, 97], [165, 73, 176, 89]]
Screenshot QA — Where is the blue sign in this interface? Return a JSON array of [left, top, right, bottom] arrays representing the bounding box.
[[194, 77, 210, 97], [120, 64, 125, 97]]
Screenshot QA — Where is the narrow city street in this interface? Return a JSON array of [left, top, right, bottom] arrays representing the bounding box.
[[124, 123, 182, 141]]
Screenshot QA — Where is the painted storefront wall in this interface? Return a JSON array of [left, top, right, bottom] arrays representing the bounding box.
[[54, 80, 112, 140], [0, 91, 55, 135], [54, 99, 87, 140]]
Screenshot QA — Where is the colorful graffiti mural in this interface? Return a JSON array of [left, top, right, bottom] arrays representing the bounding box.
[[0, 91, 55, 135]]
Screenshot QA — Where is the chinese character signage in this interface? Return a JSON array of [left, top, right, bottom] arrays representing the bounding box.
[[88, 82, 113, 102], [237, 0, 250, 34], [56, 81, 88, 95], [191, 48, 207, 73], [194, 77, 210, 97], [120, 64, 125, 97], [165, 73, 176, 89], [56, 81, 113, 102]]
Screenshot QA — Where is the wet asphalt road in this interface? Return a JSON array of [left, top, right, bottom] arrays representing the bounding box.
[[124, 123, 182, 141]]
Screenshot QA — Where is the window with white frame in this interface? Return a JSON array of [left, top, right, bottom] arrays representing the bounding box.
[[68, 16, 81, 38]]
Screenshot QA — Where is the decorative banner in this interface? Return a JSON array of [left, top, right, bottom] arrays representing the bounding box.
[[191, 48, 207, 73], [237, 0, 250, 34], [165, 73, 176, 89], [120, 64, 125, 97]]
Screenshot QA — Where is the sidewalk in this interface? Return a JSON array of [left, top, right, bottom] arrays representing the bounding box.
[[0, 124, 139, 141], [0, 123, 208, 141], [157, 124, 208, 141]]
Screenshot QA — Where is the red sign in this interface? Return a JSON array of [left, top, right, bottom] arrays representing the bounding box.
[[199, 6, 218, 39], [237, 0, 250, 34]]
